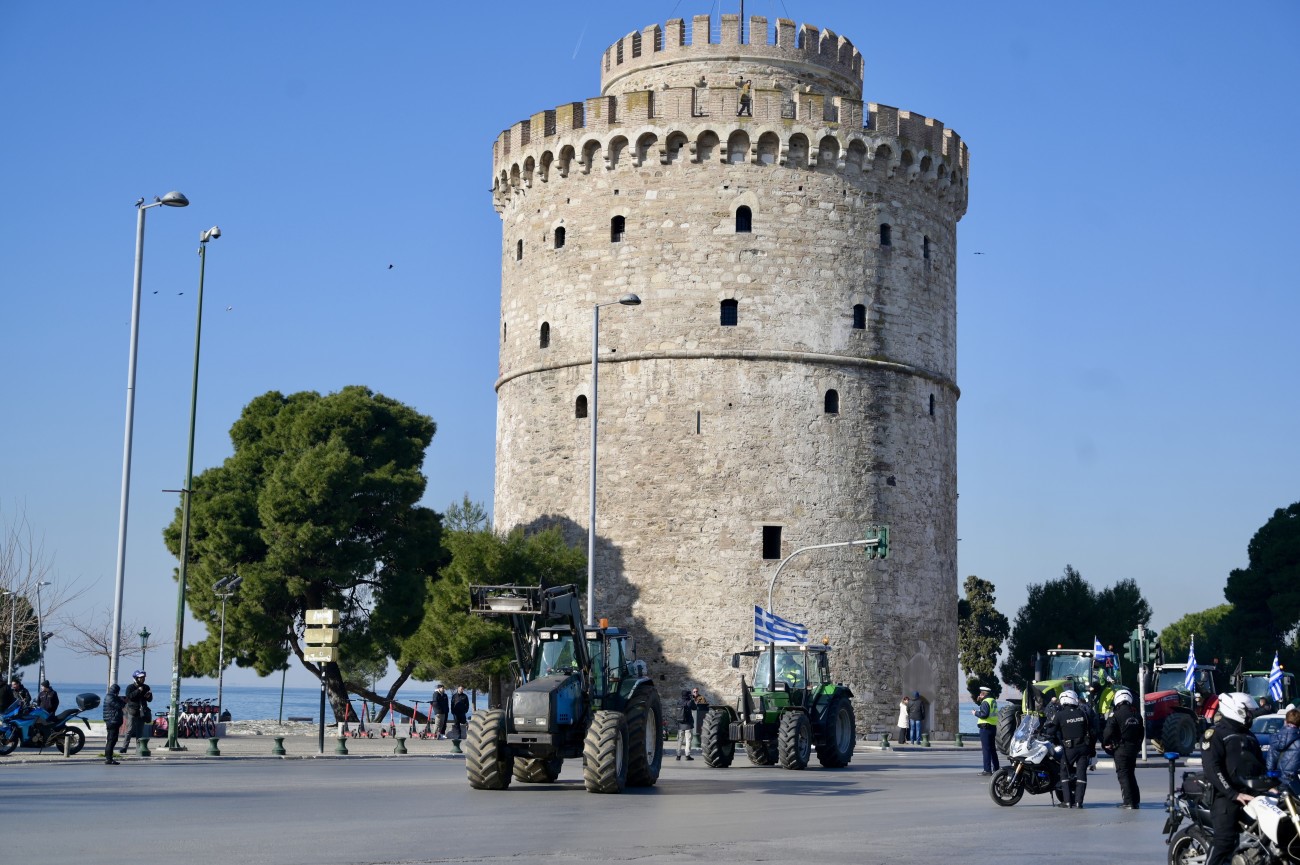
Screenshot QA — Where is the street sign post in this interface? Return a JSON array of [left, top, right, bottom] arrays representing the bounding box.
[[305, 609, 340, 754]]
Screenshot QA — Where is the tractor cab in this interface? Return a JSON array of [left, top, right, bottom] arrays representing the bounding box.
[[1242, 670, 1297, 714], [1150, 665, 1218, 701], [1028, 648, 1122, 716], [746, 644, 832, 699]]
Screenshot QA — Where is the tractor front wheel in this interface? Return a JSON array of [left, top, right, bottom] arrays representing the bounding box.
[[1161, 713, 1197, 756], [583, 710, 628, 794], [745, 739, 778, 766], [778, 711, 812, 770], [625, 688, 663, 787], [815, 697, 856, 768], [465, 709, 513, 790], [701, 708, 735, 768]]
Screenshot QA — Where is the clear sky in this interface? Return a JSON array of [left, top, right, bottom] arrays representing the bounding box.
[[2, 2, 1297, 690]]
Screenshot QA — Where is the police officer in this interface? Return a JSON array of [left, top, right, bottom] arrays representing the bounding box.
[[1045, 689, 1093, 808], [972, 685, 1000, 775], [1102, 688, 1143, 808], [1203, 692, 1270, 865]]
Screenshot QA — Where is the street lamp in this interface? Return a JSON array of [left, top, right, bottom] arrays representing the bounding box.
[[2, 589, 16, 682], [166, 224, 218, 751], [139, 627, 151, 671], [213, 574, 242, 726], [586, 293, 641, 626], [109, 191, 189, 692], [34, 580, 51, 685]]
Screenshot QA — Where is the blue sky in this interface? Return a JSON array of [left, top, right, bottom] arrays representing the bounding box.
[[2, 2, 1297, 690]]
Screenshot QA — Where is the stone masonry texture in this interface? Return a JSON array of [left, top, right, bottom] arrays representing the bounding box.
[[489, 15, 968, 737]]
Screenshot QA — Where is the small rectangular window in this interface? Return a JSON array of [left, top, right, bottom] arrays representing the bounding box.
[[720, 299, 738, 326], [762, 525, 782, 560]]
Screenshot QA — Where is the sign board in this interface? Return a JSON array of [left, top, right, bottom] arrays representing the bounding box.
[[306, 609, 339, 626], [304, 627, 339, 645], [303, 647, 339, 664]]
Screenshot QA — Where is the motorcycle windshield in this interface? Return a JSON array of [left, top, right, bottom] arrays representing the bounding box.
[[1009, 714, 1041, 758]]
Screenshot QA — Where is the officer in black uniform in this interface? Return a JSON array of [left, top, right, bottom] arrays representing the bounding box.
[[1044, 689, 1093, 808], [1102, 687, 1144, 808], [1203, 692, 1270, 865]]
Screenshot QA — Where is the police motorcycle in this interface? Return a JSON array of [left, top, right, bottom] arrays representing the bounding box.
[[0, 692, 98, 755], [989, 712, 1064, 807]]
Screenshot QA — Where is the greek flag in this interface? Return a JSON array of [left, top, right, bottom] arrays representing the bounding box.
[[1184, 639, 1198, 692], [1269, 652, 1284, 701], [1093, 636, 1113, 661], [754, 605, 809, 645]]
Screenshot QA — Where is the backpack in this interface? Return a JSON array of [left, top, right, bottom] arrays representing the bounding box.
[[995, 704, 1022, 756]]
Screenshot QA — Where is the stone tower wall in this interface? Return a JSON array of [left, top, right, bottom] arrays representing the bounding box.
[[490, 17, 968, 736]]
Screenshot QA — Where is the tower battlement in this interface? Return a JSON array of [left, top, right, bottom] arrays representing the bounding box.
[[600, 16, 863, 99]]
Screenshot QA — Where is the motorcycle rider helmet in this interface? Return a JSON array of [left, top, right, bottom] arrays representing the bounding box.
[[1216, 692, 1256, 725], [1113, 688, 1134, 706], [132, 669, 146, 679], [1058, 690, 1079, 706]]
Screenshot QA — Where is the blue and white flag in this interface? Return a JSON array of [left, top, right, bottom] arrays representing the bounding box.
[[1184, 639, 1198, 692], [754, 605, 809, 645], [1269, 652, 1285, 701], [1093, 636, 1113, 661]]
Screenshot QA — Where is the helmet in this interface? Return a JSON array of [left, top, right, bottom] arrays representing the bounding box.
[[1113, 689, 1134, 706], [1058, 690, 1079, 706], [132, 670, 146, 679], [1217, 692, 1256, 725]]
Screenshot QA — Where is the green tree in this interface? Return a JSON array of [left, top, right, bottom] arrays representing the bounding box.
[[163, 386, 444, 718], [1160, 604, 1232, 661], [443, 493, 490, 533], [958, 575, 1010, 699], [1222, 502, 1300, 669]]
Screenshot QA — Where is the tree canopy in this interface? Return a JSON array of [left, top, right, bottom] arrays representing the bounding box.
[[163, 386, 444, 716], [1221, 502, 1300, 669], [958, 575, 1009, 699], [1159, 604, 1233, 662]]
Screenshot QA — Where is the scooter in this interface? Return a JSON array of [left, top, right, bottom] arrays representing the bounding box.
[[0, 693, 98, 755], [988, 714, 1063, 807]]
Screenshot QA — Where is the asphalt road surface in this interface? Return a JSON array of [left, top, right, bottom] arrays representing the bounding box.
[[2, 749, 1175, 864]]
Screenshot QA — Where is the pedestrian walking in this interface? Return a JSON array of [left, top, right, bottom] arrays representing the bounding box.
[[676, 689, 695, 760], [896, 696, 910, 745], [907, 691, 927, 744], [449, 685, 470, 741], [972, 685, 1000, 774], [432, 684, 450, 739], [121, 669, 152, 754], [102, 684, 124, 765], [37, 680, 59, 715], [1102, 688, 1144, 809]]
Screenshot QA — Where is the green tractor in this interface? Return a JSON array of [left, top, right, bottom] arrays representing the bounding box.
[[1240, 669, 1298, 714], [1024, 647, 1123, 717], [699, 642, 856, 770], [462, 584, 663, 793]]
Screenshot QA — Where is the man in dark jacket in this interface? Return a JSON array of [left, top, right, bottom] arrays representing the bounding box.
[[121, 670, 152, 754], [449, 686, 470, 741], [1102, 688, 1144, 808], [677, 690, 695, 760], [432, 685, 450, 740], [907, 691, 926, 744], [37, 680, 59, 716], [1203, 692, 1270, 865], [1044, 689, 1094, 808], [102, 684, 125, 765]]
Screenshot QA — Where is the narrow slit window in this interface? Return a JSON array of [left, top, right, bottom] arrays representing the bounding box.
[[516, 239, 523, 261], [880, 223, 892, 246], [762, 525, 782, 560], [575, 395, 588, 418], [610, 215, 625, 243], [555, 227, 566, 249], [735, 205, 752, 233], [720, 298, 738, 326], [502, 322, 507, 342], [852, 304, 866, 329], [539, 322, 550, 349], [923, 235, 931, 260], [825, 389, 839, 414], [929, 394, 935, 416]]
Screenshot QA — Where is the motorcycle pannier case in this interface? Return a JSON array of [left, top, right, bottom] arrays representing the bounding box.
[[76, 692, 101, 711]]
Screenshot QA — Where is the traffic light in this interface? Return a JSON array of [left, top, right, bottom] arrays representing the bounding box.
[[864, 525, 889, 560], [1122, 629, 1140, 665], [1145, 630, 1162, 666]]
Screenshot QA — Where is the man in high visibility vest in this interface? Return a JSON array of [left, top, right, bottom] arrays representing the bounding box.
[[973, 685, 1000, 775]]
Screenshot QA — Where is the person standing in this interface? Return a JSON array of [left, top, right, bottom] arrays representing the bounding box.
[[102, 684, 124, 764], [1266, 708, 1299, 788], [896, 696, 910, 745], [37, 680, 59, 716], [8, 675, 31, 713], [449, 686, 470, 741], [973, 686, 999, 774], [692, 687, 708, 750], [676, 689, 695, 760], [432, 685, 450, 740], [1102, 688, 1144, 808], [907, 691, 926, 744], [1204, 692, 1270, 865], [1045, 690, 1094, 808], [121, 669, 152, 754], [736, 78, 753, 117]]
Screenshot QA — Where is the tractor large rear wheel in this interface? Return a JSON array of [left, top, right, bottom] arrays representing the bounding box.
[[625, 688, 663, 787], [513, 756, 563, 783], [1161, 713, 1197, 756], [582, 710, 628, 794], [778, 711, 812, 770], [815, 696, 856, 768], [465, 709, 513, 790], [701, 708, 735, 768], [745, 739, 778, 766]]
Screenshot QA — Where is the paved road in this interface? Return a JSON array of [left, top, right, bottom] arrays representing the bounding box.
[[2, 745, 1177, 864]]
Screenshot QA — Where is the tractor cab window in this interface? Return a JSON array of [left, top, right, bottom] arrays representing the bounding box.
[[752, 647, 806, 690], [534, 635, 578, 678], [1243, 675, 1272, 700], [813, 651, 832, 685], [604, 637, 627, 680], [1047, 654, 1093, 685]]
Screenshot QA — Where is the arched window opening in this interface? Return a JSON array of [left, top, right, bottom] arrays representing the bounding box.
[[516, 239, 523, 261], [824, 389, 839, 414], [539, 322, 550, 349], [575, 395, 588, 419], [735, 206, 752, 233], [923, 235, 931, 260], [852, 304, 866, 329], [554, 227, 566, 249], [880, 223, 892, 247], [720, 298, 738, 326], [611, 215, 625, 243]]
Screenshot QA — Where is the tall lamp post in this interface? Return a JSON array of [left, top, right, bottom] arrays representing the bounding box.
[[586, 293, 641, 626], [2, 589, 16, 682], [213, 574, 242, 725], [139, 627, 151, 672], [34, 580, 51, 684], [165, 225, 219, 751], [110, 191, 189, 692]]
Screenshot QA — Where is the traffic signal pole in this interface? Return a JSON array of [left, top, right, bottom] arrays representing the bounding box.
[[1138, 622, 1148, 761]]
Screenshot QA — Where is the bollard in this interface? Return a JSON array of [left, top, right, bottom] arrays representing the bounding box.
[[880, 732, 891, 750], [450, 738, 463, 754], [63, 734, 72, 758], [272, 736, 287, 757], [394, 737, 408, 755], [206, 737, 221, 756], [335, 736, 349, 755], [922, 732, 931, 748], [138, 738, 151, 757], [955, 732, 964, 747]]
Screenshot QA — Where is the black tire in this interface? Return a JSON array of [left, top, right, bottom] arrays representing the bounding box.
[[778, 711, 812, 770], [701, 708, 735, 768], [1162, 713, 1197, 757], [1167, 824, 1211, 865], [513, 756, 563, 783], [815, 697, 856, 768], [465, 709, 513, 790], [625, 688, 664, 787], [582, 710, 628, 794], [53, 727, 85, 755], [745, 739, 778, 766], [0, 728, 17, 756], [989, 767, 1024, 806]]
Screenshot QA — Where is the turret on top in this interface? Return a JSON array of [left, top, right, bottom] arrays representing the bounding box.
[[600, 15, 863, 101]]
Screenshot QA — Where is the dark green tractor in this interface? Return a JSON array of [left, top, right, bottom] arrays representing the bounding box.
[[462, 584, 663, 794], [699, 643, 856, 770]]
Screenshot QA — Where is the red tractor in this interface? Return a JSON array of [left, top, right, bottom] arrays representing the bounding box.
[[1143, 663, 1218, 756]]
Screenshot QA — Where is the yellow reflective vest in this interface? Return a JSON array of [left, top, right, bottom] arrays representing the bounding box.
[[976, 696, 998, 726]]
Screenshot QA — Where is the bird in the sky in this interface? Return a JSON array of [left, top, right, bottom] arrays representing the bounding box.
[[388, 264, 394, 269], [973, 251, 985, 255], [226, 306, 233, 311], [152, 290, 158, 294], [178, 292, 184, 295]]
